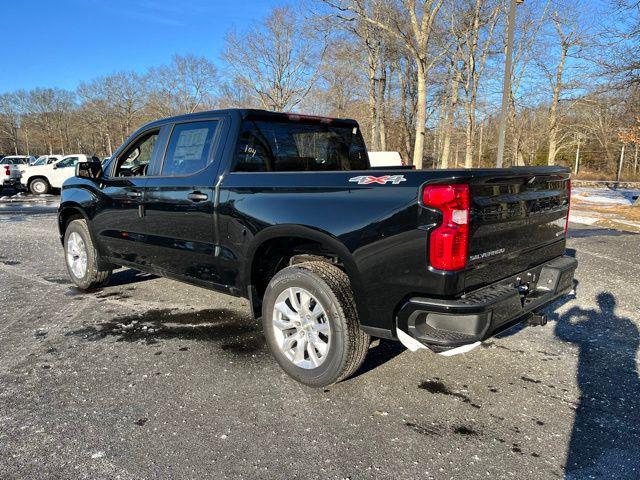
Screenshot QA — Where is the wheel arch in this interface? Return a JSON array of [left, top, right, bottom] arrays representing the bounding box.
[[245, 225, 367, 322], [57, 203, 91, 244]]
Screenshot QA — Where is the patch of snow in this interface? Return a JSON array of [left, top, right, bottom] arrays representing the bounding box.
[[569, 214, 599, 225], [572, 187, 639, 206]]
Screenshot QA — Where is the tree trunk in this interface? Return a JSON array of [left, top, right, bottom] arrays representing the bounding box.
[[368, 55, 379, 151], [547, 43, 568, 166], [378, 64, 387, 150], [548, 130, 557, 166], [441, 73, 460, 169], [412, 65, 427, 169], [477, 123, 483, 167], [24, 126, 30, 155], [617, 144, 626, 182], [464, 120, 473, 168]]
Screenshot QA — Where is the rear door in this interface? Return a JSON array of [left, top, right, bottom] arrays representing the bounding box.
[[142, 118, 225, 284]]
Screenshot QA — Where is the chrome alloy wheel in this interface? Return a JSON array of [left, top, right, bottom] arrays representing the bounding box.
[[66, 232, 88, 279], [272, 287, 331, 369]]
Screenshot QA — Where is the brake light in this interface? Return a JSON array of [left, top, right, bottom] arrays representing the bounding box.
[[422, 184, 470, 271], [565, 179, 571, 234], [4, 166, 10, 176], [286, 113, 332, 124]]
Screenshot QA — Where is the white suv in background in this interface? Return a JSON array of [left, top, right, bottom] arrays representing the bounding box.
[[21, 154, 92, 194]]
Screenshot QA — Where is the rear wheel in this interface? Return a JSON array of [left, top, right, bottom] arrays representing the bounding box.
[[29, 178, 49, 195], [262, 261, 370, 387], [64, 219, 112, 290]]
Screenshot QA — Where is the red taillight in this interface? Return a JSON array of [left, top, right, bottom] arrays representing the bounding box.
[[4, 166, 10, 176], [422, 184, 470, 271], [565, 179, 571, 234]]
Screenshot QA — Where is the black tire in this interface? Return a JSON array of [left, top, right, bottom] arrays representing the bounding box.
[[262, 261, 370, 387], [29, 178, 50, 195], [63, 219, 112, 290]]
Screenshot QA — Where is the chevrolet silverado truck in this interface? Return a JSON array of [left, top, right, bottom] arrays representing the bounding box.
[[0, 156, 27, 191], [57, 109, 576, 387], [22, 154, 93, 194]]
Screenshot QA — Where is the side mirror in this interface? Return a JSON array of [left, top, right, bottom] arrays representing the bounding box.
[[76, 161, 103, 180], [52, 164, 58, 169]]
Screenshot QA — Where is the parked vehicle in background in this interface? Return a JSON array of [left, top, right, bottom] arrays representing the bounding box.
[[33, 155, 62, 166], [58, 109, 576, 388], [0, 162, 23, 192], [22, 154, 92, 194], [368, 151, 405, 168], [0, 155, 36, 166]]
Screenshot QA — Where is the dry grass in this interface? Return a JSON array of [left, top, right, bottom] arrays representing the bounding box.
[[579, 203, 640, 222], [573, 170, 640, 182]]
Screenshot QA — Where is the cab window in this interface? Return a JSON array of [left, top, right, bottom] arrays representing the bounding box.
[[57, 156, 80, 168], [114, 130, 159, 177]]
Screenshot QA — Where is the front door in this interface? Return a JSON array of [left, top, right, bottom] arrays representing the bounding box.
[[142, 119, 224, 285], [50, 156, 80, 188], [90, 127, 166, 266]]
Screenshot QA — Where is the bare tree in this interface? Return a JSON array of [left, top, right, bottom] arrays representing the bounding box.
[[78, 72, 148, 145], [324, 0, 446, 168], [458, 0, 501, 167], [544, 10, 584, 165], [222, 6, 325, 112], [0, 92, 23, 154], [148, 54, 218, 116]]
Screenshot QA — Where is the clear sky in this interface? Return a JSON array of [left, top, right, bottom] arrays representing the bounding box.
[[1, 0, 278, 93]]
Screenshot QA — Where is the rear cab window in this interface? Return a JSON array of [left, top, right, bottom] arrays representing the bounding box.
[[233, 116, 369, 172]]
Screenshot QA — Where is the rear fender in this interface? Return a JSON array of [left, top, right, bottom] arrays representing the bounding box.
[[245, 225, 369, 324]]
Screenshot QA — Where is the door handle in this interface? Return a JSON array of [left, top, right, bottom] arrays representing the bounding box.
[[127, 191, 142, 198], [187, 192, 209, 202]]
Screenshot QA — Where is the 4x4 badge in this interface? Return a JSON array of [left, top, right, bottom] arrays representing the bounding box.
[[349, 175, 407, 185]]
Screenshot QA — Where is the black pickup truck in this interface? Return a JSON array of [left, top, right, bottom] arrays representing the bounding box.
[[58, 109, 576, 387]]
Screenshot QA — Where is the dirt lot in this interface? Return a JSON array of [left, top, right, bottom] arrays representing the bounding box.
[[1, 206, 639, 479]]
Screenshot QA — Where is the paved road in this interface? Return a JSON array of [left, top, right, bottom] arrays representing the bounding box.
[[0, 208, 639, 480]]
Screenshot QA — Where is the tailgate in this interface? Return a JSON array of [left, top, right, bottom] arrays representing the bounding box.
[[465, 171, 570, 290]]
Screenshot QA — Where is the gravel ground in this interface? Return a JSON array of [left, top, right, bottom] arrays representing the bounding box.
[[0, 209, 639, 480]]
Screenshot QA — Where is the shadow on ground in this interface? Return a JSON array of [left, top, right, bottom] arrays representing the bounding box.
[[107, 269, 159, 287], [552, 292, 640, 479], [568, 227, 636, 239]]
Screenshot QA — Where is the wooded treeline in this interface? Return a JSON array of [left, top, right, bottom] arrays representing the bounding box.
[[0, 0, 638, 178]]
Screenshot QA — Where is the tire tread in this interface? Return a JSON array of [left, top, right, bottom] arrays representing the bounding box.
[[295, 261, 370, 384], [65, 219, 112, 290]]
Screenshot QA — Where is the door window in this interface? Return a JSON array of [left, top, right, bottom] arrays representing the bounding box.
[[57, 156, 80, 168], [161, 121, 219, 176], [114, 130, 159, 177]]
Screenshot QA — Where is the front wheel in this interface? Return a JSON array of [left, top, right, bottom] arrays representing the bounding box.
[[262, 261, 370, 388], [64, 219, 112, 290]]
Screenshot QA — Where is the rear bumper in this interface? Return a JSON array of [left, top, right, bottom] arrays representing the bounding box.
[[1, 177, 21, 187], [396, 255, 577, 351]]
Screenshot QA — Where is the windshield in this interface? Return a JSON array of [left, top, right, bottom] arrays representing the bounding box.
[[233, 119, 369, 172], [34, 157, 48, 165]]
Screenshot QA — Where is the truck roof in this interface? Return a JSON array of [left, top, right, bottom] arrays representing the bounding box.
[[141, 109, 359, 130]]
